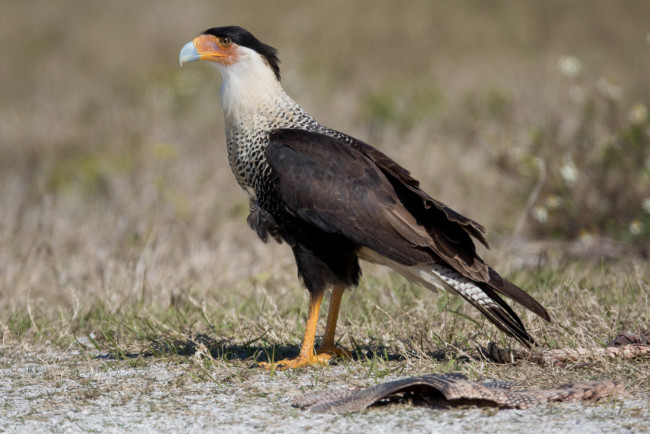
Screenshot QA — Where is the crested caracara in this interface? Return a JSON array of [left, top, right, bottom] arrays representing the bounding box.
[[179, 26, 550, 369]]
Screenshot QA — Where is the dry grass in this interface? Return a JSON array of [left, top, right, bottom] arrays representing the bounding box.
[[1, 0, 649, 417]]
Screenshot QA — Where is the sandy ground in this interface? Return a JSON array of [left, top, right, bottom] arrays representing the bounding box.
[[1, 345, 648, 434]]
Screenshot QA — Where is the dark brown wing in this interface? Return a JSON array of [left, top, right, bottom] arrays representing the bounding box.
[[266, 129, 485, 274], [342, 135, 490, 249]]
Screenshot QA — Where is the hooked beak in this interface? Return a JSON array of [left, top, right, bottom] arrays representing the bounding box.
[[179, 40, 200, 67]]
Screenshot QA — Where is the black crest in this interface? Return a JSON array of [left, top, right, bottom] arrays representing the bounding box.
[[203, 26, 281, 80]]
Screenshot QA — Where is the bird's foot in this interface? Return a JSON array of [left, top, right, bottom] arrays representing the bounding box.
[[316, 345, 352, 359], [259, 353, 332, 370]]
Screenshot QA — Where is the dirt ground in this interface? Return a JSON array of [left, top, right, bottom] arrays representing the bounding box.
[[1, 343, 647, 433]]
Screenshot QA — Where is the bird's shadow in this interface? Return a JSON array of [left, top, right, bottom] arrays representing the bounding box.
[[94, 332, 453, 364], [94, 333, 297, 363]]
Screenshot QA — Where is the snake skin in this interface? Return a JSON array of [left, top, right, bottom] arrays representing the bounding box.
[[293, 373, 625, 413]]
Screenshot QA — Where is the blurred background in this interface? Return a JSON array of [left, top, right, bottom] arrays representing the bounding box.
[[1, 0, 649, 310]]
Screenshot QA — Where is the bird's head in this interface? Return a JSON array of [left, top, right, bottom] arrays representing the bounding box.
[[179, 26, 280, 81]]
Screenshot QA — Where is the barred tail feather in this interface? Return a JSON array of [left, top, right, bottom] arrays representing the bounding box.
[[417, 265, 535, 348], [357, 247, 542, 347]]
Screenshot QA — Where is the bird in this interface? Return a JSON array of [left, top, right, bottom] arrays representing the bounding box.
[[179, 26, 551, 369]]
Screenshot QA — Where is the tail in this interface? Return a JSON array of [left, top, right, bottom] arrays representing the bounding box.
[[415, 264, 550, 348], [357, 247, 550, 347]]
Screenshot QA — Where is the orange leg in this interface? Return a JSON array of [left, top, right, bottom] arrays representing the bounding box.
[[317, 285, 351, 359], [260, 290, 332, 369]]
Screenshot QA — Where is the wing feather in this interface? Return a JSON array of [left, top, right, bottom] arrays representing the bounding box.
[[341, 136, 490, 248], [266, 131, 431, 263]]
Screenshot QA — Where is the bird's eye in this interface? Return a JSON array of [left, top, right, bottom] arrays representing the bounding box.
[[219, 37, 232, 47]]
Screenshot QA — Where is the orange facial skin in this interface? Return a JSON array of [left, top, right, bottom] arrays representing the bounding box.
[[193, 34, 238, 65]]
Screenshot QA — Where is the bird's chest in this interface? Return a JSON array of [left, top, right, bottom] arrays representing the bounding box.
[[224, 108, 326, 210], [225, 123, 273, 197]]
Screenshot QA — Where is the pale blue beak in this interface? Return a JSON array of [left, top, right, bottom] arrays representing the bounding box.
[[179, 41, 200, 67]]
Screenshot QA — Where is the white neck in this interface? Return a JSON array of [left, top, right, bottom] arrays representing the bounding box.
[[213, 46, 289, 123]]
